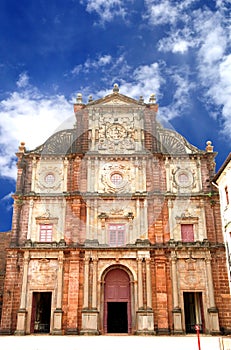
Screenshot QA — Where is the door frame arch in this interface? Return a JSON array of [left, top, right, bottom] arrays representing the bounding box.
[[100, 264, 135, 334]]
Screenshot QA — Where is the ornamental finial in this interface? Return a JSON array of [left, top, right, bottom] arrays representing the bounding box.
[[149, 93, 156, 104], [76, 93, 83, 104], [113, 83, 119, 93], [206, 140, 214, 152]]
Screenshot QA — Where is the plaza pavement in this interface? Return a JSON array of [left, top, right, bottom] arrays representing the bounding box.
[[0, 335, 231, 350]]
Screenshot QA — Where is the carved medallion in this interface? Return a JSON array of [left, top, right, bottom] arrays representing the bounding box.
[[173, 168, 194, 188], [106, 124, 127, 140], [36, 165, 62, 192], [100, 162, 133, 193]]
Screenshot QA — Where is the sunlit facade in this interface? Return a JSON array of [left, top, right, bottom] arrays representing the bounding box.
[[1, 85, 231, 335]]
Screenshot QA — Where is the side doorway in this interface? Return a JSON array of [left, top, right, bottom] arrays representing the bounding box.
[[30, 292, 52, 333], [183, 292, 204, 333], [104, 268, 131, 334]]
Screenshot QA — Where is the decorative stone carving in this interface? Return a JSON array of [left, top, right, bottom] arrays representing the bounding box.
[[172, 168, 195, 189], [106, 124, 127, 140], [33, 129, 76, 155], [100, 162, 134, 193], [29, 259, 58, 287], [96, 111, 137, 152], [36, 165, 62, 193]]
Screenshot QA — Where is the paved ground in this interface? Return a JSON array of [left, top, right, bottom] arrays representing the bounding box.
[[0, 335, 231, 350]]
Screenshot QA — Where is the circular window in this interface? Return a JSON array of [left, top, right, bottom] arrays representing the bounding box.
[[110, 173, 123, 186], [175, 170, 193, 188], [178, 173, 189, 185], [45, 173, 55, 186]]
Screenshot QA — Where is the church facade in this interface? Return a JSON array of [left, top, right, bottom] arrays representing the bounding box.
[[1, 85, 231, 335]]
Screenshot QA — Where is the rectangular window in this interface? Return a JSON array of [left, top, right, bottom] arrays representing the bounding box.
[[225, 186, 229, 205], [181, 224, 194, 242], [109, 224, 125, 246], [39, 224, 53, 242]]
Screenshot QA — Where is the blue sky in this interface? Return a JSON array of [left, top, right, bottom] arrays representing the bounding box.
[[0, 0, 231, 231]]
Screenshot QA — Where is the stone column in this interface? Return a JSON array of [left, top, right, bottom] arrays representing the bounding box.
[[94, 200, 98, 241], [142, 158, 146, 191], [143, 199, 148, 238], [145, 258, 152, 309], [27, 199, 34, 240], [205, 255, 220, 334], [137, 257, 143, 309], [63, 158, 68, 192], [52, 251, 64, 334], [31, 157, 37, 192], [81, 255, 99, 335], [171, 253, 183, 333], [83, 256, 90, 309], [15, 251, 30, 335], [136, 199, 140, 238], [92, 257, 98, 309], [136, 255, 155, 335], [86, 203, 90, 240], [87, 157, 92, 192]]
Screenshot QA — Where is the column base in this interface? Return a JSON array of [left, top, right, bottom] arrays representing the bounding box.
[[65, 328, 79, 335], [80, 309, 99, 335], [51, 308, 63, 335], [172, 307, 183, 334], [15, 308, 27, 335], [156, 328, 171, 335], [208, 307, 220, 334], [0, 329, 13, 335], [136, 309, 155, 335]]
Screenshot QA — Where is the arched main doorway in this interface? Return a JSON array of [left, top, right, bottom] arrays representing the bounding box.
[[104, 268, 131, 334]]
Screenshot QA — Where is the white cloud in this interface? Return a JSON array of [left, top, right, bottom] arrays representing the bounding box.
[[0, 191, 14, 213], [197, 15, 227, 66], [0, 76, 74, 179], [158, 70, 194, 121], [80, 0, 130, 24], [146, 1, 231, 139], [16, 72, 30, 88], [71, 54, 112, 75], [194, 9, 231, 137], [144, 0, 178, 25], [158, 29, 196, 54], [1, 192, 14, 201], [103, 62, 164, 102], [143, 0, 198, 26]]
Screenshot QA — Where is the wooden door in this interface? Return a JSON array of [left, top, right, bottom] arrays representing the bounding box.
[[104, 269, 131, 333]]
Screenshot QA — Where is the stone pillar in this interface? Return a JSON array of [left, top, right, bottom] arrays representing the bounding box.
[[143, 199, 148, 238], [87, 157, 92, 192], [81, 255, 99, 335], [171, 253, 183, 334], [15, 251, 30, 335], [94, 200, 98, 241], [27, 199, 34, 240], [63, 158, 68, 192], [136, 255, 155, 335], [142, 158, 146, 191], [137, 257, 143, 309], [86, 203, 90, 239], [66, 253, 79, 334], [31, 157, 37, 192], [83, 256, 90, 309], [92, 257, 98, 309], [155, 255, 169, 334], [205, 256, 220, 334], [145, 258, 152, 309], [52, 251, 64, 334], [136, 199, 140, 238]]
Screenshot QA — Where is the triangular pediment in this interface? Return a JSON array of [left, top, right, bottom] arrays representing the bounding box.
[[86, 84, 144, 106], [87, 90, 143, 107]]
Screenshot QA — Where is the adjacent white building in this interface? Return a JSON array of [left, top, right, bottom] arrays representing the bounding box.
[[213, 153, 231, 293]]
